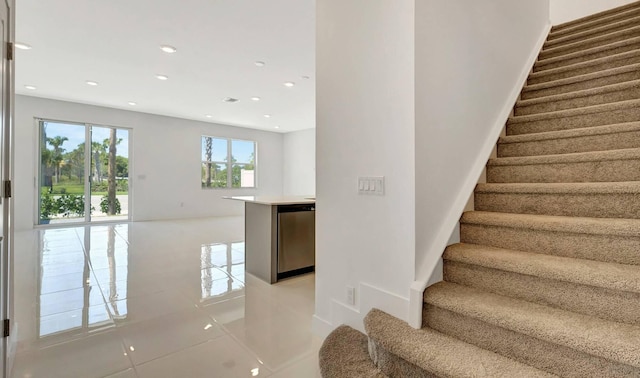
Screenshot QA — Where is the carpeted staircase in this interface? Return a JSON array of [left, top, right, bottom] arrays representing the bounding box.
[[320, 2, 640, 377]]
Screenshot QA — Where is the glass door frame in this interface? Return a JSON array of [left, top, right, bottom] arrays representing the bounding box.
[[34, 118, 133, 226]]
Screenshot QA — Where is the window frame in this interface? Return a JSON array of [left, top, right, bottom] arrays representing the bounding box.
[[201, 136, 257, 189]]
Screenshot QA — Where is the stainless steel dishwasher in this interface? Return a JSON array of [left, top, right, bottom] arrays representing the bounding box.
[[277, 204, 315, 280]]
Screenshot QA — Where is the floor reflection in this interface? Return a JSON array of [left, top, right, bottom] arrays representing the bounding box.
[[37, 225, 128, 339], [13, 218, 321, 378], [200, 242, 245, 302]]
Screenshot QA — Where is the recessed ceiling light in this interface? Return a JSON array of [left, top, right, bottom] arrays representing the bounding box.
[[283, 81, 295, 87], [159, 45, 177, 53], [254, 61, 265, 67], [128, 101, 137, 106], [223, 97, 239, 103], [251, 97, 261, 101], [24, 85, 37, 90], [301, 75, 310, 79], [274, 126, 280, 129], [156, 74, 169, 81], [15, 42, 32, 50], [263, 114, 271, 118], [205, 114, 213, 118], [86, 80, 98, 86]]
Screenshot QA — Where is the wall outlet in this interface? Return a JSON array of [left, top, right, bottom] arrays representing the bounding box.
[[346, 286, 355, 305]]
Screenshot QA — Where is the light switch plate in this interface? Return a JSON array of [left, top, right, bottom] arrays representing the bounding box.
[[358, 176, 384, 195]]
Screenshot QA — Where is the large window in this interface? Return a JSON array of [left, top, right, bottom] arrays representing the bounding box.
[[201, 136, 256, 189]]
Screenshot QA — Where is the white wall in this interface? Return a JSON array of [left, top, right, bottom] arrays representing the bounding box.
[[283, 128, 315, 195], [550, 0, 637, 25], [14, 95, 284, 230], [411, 0, 550, 326], [315, 0, 415, 334]]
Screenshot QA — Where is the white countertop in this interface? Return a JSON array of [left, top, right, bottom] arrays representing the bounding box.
[[224, 195, 315, 205]]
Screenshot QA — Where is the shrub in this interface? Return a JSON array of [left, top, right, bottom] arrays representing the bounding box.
[[100, 196, 121, 215], [58, 194, 86, 217], [40, 192, 59, 219]]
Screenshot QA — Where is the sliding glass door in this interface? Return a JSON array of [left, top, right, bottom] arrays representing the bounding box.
[[37, 120, 130, 225], [90, 125, 129, 222]]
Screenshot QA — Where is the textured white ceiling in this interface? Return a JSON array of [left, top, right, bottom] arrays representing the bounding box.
[[15, 0, 315, 132]]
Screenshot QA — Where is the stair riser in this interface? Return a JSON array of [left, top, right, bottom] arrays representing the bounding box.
[[498, 130, 640, 157], [507, 107, 640, 135], [539, 28, 640, 60], [545, 20, 640, 50], [487, 158, 640, 183], [368, 339, 436, 378], [443, 261, 640, 325], [528, 54, 640, 85], [522, 69, 640, 99], [535, 40, 640, 72], [474, 191, 640, 218], [514, 85, 640, 116], [423, 305, 640, 377], [551, 5, 640, 36], [460, 223, 640, 265]]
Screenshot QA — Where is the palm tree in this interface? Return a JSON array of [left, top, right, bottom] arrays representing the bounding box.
[[205, 137, 213, 187], [106, 129, 118, 215], [47, 136, 68, 183], [91, 141, 105, 183]]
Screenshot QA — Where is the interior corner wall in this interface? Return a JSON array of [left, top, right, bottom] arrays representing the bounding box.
[[282, 128, 316, 196], [14, 95, 284, 230], [414, 0, 550, 282], [315, 0, 415, 332], [550, 0, 637, 25]]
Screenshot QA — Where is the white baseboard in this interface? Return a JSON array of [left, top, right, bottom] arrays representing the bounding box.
[[314, 281, 410, 335]]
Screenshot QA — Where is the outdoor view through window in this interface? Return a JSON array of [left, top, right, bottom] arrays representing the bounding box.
[[201, 136, 256, 189], [38, 120, 130, 225]]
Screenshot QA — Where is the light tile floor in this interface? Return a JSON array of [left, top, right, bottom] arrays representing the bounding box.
[[11, 217, 323, 378]]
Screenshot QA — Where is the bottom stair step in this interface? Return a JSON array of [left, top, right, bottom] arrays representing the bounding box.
[[364, 308, 555, 378], [423, 282, 640, 377], [319, 325, 387, 378]]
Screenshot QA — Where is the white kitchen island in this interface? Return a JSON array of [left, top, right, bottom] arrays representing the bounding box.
[[226, 196, 316, 284]]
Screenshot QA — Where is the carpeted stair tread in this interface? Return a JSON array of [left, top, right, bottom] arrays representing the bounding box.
[[460, 210, 640, 238], [364, 309, 556, 378], [535, 36, 640, 72], [551, 1, 640, 35], [514, 79, 640, 115], [488, 147, 640, 167], [423, 282, 640, 368], [444, 247, 640, 326], [530, 49, 640, 84], [539, 24, 640, 60], [443, 243, 640, 294], [545, 15, 640, 49], [508, 98, 640, 124], [475, 181, 640, 218], [476, 181, 640, 195], [523, 62, 640, 99], [500, 121, 640, 145], [506, 99, 640, 134], [319, 325, 387, 378]]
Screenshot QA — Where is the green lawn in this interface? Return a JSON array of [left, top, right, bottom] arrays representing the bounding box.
[[41, 182, 129, 196]]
